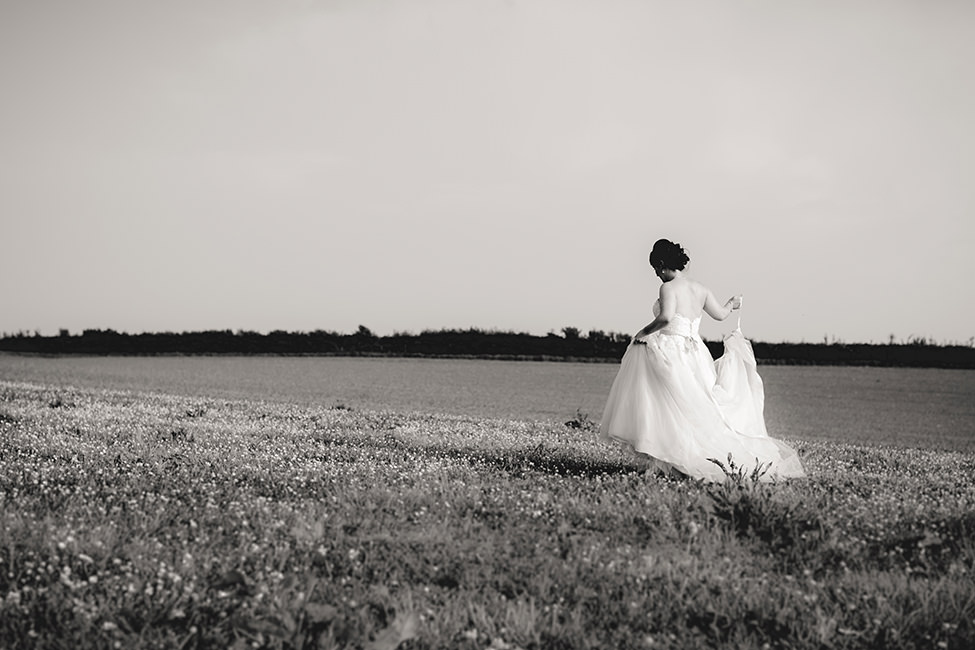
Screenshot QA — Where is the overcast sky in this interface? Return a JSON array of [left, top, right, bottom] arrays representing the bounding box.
[[2, 0, 973, 344]]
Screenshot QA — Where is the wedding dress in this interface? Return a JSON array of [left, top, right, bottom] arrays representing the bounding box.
[[599, 304, 805, 482]]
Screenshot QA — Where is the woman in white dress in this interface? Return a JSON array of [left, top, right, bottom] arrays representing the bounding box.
[[599, 239, 805, 482]]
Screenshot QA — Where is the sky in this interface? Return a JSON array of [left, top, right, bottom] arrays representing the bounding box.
[[2, 0, 973, 344]]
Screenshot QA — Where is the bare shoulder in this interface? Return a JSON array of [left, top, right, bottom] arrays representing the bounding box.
[[658, 280, 678, 297]]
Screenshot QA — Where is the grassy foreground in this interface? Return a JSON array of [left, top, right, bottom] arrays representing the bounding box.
[[1, 381, 973, 650]]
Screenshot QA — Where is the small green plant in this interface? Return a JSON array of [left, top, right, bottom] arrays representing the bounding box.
[[168, 427, 193, 443], [706, 454, 826, 564], [183, 405, 208, 418], [563, 409, 596, 431], [707, 453, 772, 484]]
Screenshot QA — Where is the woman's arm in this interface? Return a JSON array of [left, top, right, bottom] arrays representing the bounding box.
[[632, 284, 678, 342], [703, 289, 742, 321]]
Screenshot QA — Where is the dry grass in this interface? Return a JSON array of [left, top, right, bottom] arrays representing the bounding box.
[[1, 380, 973, 649]]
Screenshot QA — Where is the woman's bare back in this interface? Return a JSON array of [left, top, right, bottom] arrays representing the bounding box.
[[660, 276, 735, 323], [660, 277, 708, 320]]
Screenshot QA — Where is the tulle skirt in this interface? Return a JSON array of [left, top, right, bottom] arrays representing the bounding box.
[[599, 330, 805, 482]]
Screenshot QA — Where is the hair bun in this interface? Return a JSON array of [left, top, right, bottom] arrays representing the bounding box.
[[649, 239, 690, 271]]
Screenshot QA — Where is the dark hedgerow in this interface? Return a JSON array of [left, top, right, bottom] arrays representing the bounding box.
[[3, 328, 975, 368]]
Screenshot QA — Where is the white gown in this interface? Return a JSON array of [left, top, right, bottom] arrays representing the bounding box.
[[599, 308, 805, 482]]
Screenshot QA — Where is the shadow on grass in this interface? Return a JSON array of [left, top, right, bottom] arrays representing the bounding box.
[[314, 427, 648, 480], [469, 443, 648, 479], [864, 511, 975, 574]]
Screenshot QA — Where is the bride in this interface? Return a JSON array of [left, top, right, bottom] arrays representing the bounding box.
[[599, 239, 805, 482]]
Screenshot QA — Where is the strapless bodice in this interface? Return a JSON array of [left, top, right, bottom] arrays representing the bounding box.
[[659, 313, 701, 338], [651, 301, 702, 338]]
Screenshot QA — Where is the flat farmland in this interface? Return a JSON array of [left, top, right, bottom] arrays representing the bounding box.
[[1, 357, 974, 648], [1, 354, 973, 451]]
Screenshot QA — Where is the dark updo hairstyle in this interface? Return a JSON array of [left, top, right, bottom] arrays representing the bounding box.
[[649, 239, 690, 271]]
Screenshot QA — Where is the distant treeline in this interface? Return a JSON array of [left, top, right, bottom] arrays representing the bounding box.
[[2, 327, 974, 369]]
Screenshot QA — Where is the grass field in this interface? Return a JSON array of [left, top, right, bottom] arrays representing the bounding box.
[[1, 380, 973, 649]]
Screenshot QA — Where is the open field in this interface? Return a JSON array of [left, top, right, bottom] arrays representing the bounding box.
[[1, 380, 974, 649], [2, 354, 973, 452]]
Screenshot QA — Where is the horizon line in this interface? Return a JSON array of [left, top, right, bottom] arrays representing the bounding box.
[[2, 326, 972, 349]]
